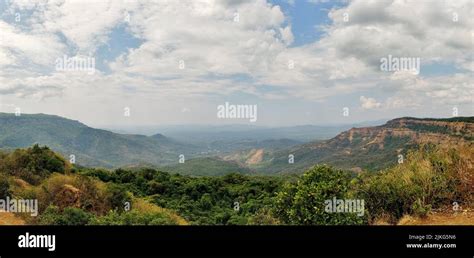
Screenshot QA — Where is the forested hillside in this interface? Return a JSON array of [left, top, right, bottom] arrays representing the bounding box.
[[0, 113, 198, 167]]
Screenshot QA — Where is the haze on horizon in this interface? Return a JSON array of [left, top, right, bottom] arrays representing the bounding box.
[[0, 0, 472, 128]]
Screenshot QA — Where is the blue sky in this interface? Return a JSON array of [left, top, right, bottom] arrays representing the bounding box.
[[271, 0, 346, 47]]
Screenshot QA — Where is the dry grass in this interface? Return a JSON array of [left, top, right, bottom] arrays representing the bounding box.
[[133, 198, 188, 225], [397, 210, 474, 225], [0, 212, 26, 225]]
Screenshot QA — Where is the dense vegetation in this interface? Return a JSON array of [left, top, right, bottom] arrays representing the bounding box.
[[275, 165, 366, 225], [162, 157, 252, 176], [357, 144, 473, 223], [0, 144, 472, 225], [79, 166, 284, 224], [0, 145, 186, 225]]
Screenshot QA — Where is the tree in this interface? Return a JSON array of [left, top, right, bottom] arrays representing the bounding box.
[[2, 145, 68, 184], [39, 206, 92, 225], [275, 165, 366, 225], [107, 184, 132, 212], [0, 175, 11, 199]]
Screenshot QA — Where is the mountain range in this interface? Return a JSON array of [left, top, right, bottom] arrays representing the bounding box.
[[0, 113, 472, 175], [229, 117, 474, 174]]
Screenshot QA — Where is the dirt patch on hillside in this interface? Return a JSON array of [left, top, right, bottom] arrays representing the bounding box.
[[246, 149, 264, 165]]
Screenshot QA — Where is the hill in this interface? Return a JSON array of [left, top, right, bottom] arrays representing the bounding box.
[[0, 113, 198, 168], [239, 117, 474, 174]]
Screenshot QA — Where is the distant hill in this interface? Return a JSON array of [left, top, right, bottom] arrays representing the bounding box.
[[228, 117, 474, 174], [0, 113, 198, 167], [118, 121, 387, 143]]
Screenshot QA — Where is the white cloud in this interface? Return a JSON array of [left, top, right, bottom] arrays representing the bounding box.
[[360, 96, 381, 109]]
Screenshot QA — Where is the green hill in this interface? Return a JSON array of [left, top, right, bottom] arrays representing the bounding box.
[[0, 113, 198, 168]]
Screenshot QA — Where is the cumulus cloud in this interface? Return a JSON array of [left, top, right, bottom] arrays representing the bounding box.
[[360, 96, 381, 109]]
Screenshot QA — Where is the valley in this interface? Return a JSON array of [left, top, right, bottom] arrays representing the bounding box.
[[0, 113, 472, 176]]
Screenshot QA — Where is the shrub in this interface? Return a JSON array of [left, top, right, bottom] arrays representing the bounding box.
[[0, 175, 11, 199], [35, 174, 110, 215], [275, 165, 366, 225], [248, 208, 280, 225], [106, 184, 132, 212], [38, 206, 92, 225], [89, 210, 178, 225], [1, 145, 69, 185], [358, 146, 471, 223]]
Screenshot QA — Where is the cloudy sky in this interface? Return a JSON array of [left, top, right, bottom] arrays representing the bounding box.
[[0, 0, 472, 128]]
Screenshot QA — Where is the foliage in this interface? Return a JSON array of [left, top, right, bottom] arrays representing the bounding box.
[[78, 167, 284, 225], [0, 175, 11, 199], [34, 173, 110, 215], [0, 145, 68, 185], [275, 165, 366, 225], [38, 206, 92, 225], [1, 144, 472, 226], [357, 145, 473, 223], [106, 184, 133, 212], [89, 210, 178, 225], [163, 157, 252, 176]]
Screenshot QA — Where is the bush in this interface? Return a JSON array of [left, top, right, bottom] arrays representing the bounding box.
[[34, 174, 110, 215], [1, 145, 69, 185], [89, 210, 178, 225], [0, 175, 11, 199], [38, 206, 92, 225], [248, 208, 280, 225], [357, 146, 471, 223], [80, 168, 113, 182], [107, 184, 132, 212], [275, 165, 366, 225]]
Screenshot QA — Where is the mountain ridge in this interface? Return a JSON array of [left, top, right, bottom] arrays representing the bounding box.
[[235, 116, 474, 174], [0, 112, 198, 167]]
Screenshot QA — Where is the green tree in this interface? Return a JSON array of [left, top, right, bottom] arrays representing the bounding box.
[[0, 175, 11, 199], [107, 184, 132, 212], [275, 165, 365, 225], [38, 206, 92, 225], [2, 145, 68, 184]]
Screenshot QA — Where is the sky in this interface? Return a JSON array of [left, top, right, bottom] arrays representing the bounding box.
[[0, 0, 472, 128]]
